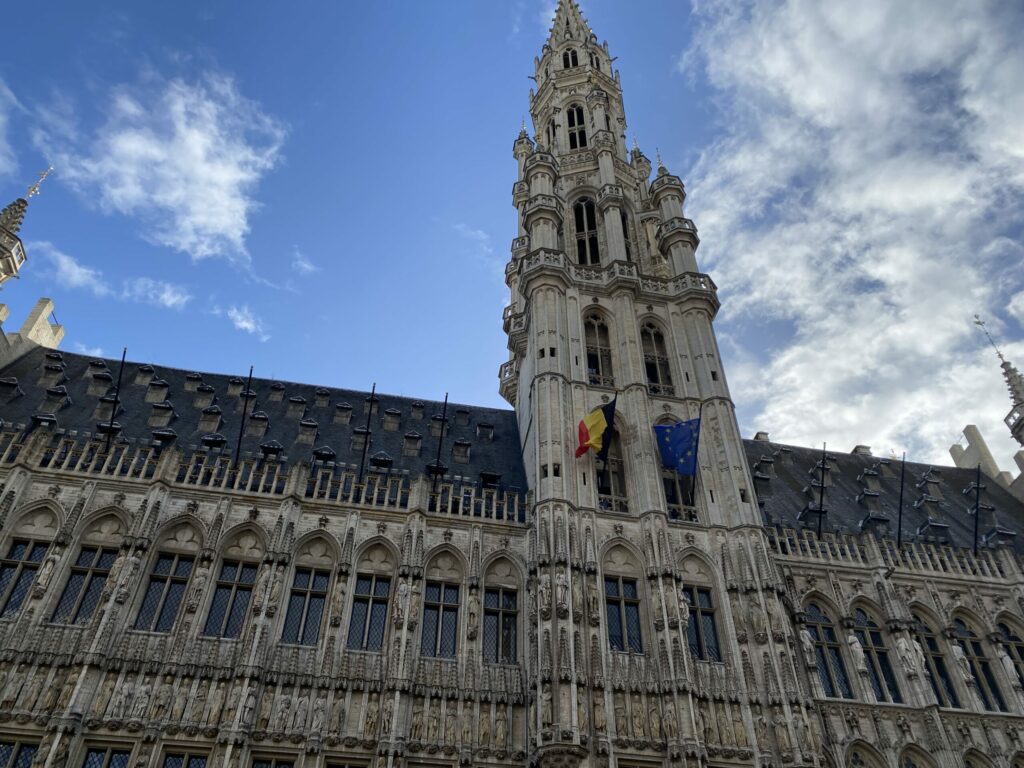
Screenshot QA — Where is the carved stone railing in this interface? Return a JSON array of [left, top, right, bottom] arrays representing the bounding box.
[[305, 464, 409, 509], [427, 479, 525, 524]]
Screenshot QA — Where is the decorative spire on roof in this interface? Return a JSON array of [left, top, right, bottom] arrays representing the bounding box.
[[545, 0, 593, 47], [0, 167, 53, 236], [975, 315, 1024, 444]]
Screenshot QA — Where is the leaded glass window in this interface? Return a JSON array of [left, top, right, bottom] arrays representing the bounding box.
[[135, 553, 193, 632], [81, 748, 131, 768], [162, 753, 208, 768], [251, 759, 294, 768], [0, 739, 38, 767], [805, 602, 852, 698], [347, 574, 390, 651], [574, 198, 600, 265], [852, 608, 902, 703], [202, 559, 258, 639], [997, 622, 1024, 687], [953, 617, 1007, 712], [597, 434, 627, 513], [682, 585, 721, 661], [281, 567, 330, 646], [52, 546, 118, 625], [421, 581, 459, 658], [641, 323, 673, 396], [0, 539, 49, 618], [567, 105, 587, 149], [912, 614, 960, 708], [605, 576, 642, 652], [562, 49, 579, 69], [483, 587, 517, 663], [584, 313, 613, 386]]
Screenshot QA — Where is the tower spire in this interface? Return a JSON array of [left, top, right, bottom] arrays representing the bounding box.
[[0, 167, 53, 285], [544, 0, 593, 47], [975, 315, 1024, 445]]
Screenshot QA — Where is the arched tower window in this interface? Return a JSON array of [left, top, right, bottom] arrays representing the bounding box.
[[681, 584, 721, 661], [620, 210, 633, 261], [912, 613, 960, 707], [483, 558, 519, 664], [597, 432, 627, 513], [641, 323, 673, 396], [603, 545, 643, 653], [852, 607, 902, 703], [584, 313, 613, 387], [562, 48, 579, 68], [805, 602, 853, 698], [567, 105, 588, 149], [574, 198, 600, 265], [996, 621, 1024, 687], [953, 617, 1007, 711]]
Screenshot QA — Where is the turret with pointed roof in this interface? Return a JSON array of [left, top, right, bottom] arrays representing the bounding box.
[[0, 168, 52, 287], [1002, 356, 1024, 446]]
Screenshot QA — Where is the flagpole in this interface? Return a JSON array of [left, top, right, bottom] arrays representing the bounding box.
[[896, 451, 906, 548], [233, 366, 254, 471], [691, 398, 706, 505], [817, 442, 827, 537], [104, 347, 127, 453], [974, 463, 981, 555], [357, 383, 376, 486], [430, 393, 449, 495]]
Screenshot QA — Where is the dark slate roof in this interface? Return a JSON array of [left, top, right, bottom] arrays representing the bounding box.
[[744, 438, 1024, 554], [0, 347, 527, 492]]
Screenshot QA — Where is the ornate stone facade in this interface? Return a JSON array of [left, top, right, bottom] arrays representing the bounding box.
[[1, 3, 1024, 768]]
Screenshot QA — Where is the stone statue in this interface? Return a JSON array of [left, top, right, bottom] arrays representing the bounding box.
[[56, 673, 76, 711], [330, 579, 346, 621], [293, 690, 309, 731], [556, 572, 569, 609], [275, 693, 292, 732], [848, 634, 868, 673], [998, 645, 1019, 686], [663, 703, 676, 739], [479, 708, 491, 744], [588, 581, 600, 617], [242, 687, 256, 726], [794, 715, 810, 752], [427, 707, 440, 741], [381, 695, 393, 735], [363, 694, 379, 735], [445, 710, 457, 744], [539, 577, 551, 615], [153, 679, 172, 720], [36, 549, 60, 590], [799, 628, 816, 666], [207, 681, 226, 725], [631, 702, 645, 738], [461, 711, 473, 744], [268, 571, 283, 608], [331, 699, 346, 734], [577, 695, 588, 733], [614, 702, 627, 736], [749, 600, 766, 637], [572, 576, 583, 614], [116, 550, 142, 602], [952, 643, 973, 683], [731, 598, 746, 635], [409, 581, 422, 625], [171, 680, 189, 721], [468, 593, 480, 634], [649, 703, 662, 740], [495, 708, 508, 746], [677, 586, 690, 626], [410, 707, 424, 740], [754, 707, 768, 746], [732, 708, 747, 747], [773, 709, 791, 751], [542, 686, 553, 728], [896, 636, 917, 674], [912, 639, 926, 672], [593, 697, 606, 734], [131, 681, 151, 720], [311, 695, 326, 732], [396, 580, 409, 623], [257, 689, 274, 730], [111, 683, 131, 719]]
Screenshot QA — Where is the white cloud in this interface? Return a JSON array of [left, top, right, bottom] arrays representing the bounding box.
[[682, 0, 1024, 469], [33, 73, 285, 262], [290, 247, 319, 275], [453, 223, 494, 256], [0, 79, 21, 177], [30, 240, 192, 310], [73, 342, 104, 357], [219, 304, 270, 341]]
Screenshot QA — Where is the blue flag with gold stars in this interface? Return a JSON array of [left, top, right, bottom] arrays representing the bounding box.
[[653, 419, 701, 476]]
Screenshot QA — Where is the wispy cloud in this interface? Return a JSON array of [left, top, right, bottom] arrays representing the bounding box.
[[453, 223, 494, 257], [223, 304, 269, 341], [290, 246, 319, 275], [31, 240, 193, 309], [73, 342, 104, 357], [0, 79, 21, 178], [33, 72, 285, 263], [682, 0, 1024, 468]]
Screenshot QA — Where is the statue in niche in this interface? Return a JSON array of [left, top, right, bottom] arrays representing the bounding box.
[[649, 703, 662, 741], [363, 693, 379, 735], [716, 702, 734, 746], [542, 686, 553, 728], [480, 708, 491, 744], [614, 701, 627, 736], [593, 697, 606, 734], [677, 587, 691, 628], [468, 593, 480, 638], [998, 645, 1019, 687], [572, 576, 583, 616], [848, 634, 868, 673], [116, 550, 141, 602], [132, 680, 151, 720], [56, 672, 76, 711], [749, 599, 766, 637], [773, 709, 790, 752], [36, 547, 61, 591], [41, 673, 62, 714], [207, 681, 226, 725], [293, 689, 309, 731], [495, 708, 508, 747], [895, 636, 918, 674], [556, 572, 569, 611], [577, 694, 588, 733], [539, 576, 551, 617], [427, 706, 440, 741], [395, 580, 409, 625], [912, 639, 926, 673], [275, 692, 292, 732], [461, 711, 473, 744], [445, 709, 457, 744], [794, 714, 810, 752], [253, 565, 270, 610], [111, 683, 131, 719], [798, 628, 816, 666], [695, 704, 709, 744], [241, 687, 256, 727], [410, 706, 424, 740], [311, 695, 326, 732], [631, 700, 645, 738], [408, 581, 422, 627], [257, 689, 274, 731], [1, 664, 26, 709], [732, 708, 747, 748], [171, 680, 189, 721], [191, 680, 209, 723], [381, 695, 393, 735], [226, 685, 241, 723], [753, 706, 768, 746], [153, 678, 172, 720], [588, 580, 600, 619], [663, 703, 676, 739], [952, 643, 973, 683], [330, 579, 346, 624]]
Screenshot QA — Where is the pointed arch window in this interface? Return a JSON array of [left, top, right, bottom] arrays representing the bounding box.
[[953, 617, 1007, 711], [52, 546, 118, 625], [574, 198, 600, 265], [202, 559, 258, 639], [912, 614, 960, 707], [0, 539, 50, 617], [421, 581, 460, 658], [621, 211, 633, 261], [483, 587, 517, 663], [597, 433, 628, 513], [852, 608, 902, 703], [562, 49, 579, 69], [681, 585, 721, 661], [281, 567, 330, 646], [134, 552, 194, 633], [347, 574, 391, 651], [605, 576, 642, 652], [567, 105, 587, 149], [641, 323, 674, 396], [805, 602, 853, 698], [584, 313, 613, 387], [997, 622, 1024, 687]]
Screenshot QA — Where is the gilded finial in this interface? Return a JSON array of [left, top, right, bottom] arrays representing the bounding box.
[[974, 314, 1004, 361], [26, 167, 54, 199]]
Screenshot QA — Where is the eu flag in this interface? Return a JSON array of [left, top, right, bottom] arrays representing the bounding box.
[[653, 419, 701, 476]]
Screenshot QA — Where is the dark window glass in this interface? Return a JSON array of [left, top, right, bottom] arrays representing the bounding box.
[[573, 199, 600, 265], [281, 567, 330, 646], [0, 740, 38, 768], [483, 587, 517, 663], [997, 622, 1024, 688], [52, 546, 118, 625], [81, 748, 132, 768], [202, 559, 258, 639], [162, 754, 207, 768], [135, 553, 194, 632], [852, 608, 902, 703], [804, 602, 853, 698], [347, 574, 391, 651], [252, 759, 295, 768], [0, 539, 49, 618], [912, 614, 960, 708], [953, 617, 1007, 712], [681, 585, 721, 661], [421, 580, 459, 657], [605, 576, 642, 652]]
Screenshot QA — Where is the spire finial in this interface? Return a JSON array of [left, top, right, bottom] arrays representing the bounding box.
[[632, 137, 639, 152], [656, 148, 664, 167], [973, 314, 1004, 362], [26, 166, 54, 199]]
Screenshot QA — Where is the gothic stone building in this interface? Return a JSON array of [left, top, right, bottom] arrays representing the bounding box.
[[2, 3, 1024, 768]]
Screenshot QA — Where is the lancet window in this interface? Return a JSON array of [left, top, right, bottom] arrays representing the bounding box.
[[562, 48, 579, 68], [81, 748, 132, 767], [805, 602, 853, 698], [596, 433, 627, 513], [421, 581, 460, 658], [574, 198, 600, 265], [483, 587, 518, 663], [605, 575, 642, 652], [281, 567, 330, 646], [641, 322, 674, 396], [997, 622, 1024, 687], [202, 559, 258, 639], [567, 104, 587, 149], [953, 617, 1007, 711], [0, 539, 49, 618], [584, 313, 613, 387], [682, 585, 721, 661], [347, 574, 391, 651], [134, 552, 194, 633], [852, 607, 902, 703], [912, 614, 960, 708], [52, 546, 118, 625]]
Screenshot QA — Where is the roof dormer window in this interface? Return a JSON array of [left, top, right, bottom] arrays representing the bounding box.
[[334, 403, 353, 425]]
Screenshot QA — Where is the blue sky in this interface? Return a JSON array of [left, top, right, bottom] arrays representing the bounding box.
[[2, 0, 1023, 470]]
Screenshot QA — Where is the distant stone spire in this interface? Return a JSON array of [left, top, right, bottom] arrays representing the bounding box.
[[545, 0, 592, 47], [975, 315, 1024, 445], [0, 198, 28, 235], [1003, 358, 1024, 408]]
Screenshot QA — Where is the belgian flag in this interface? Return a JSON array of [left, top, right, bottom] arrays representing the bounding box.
[[575, 398, 617, 459]]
